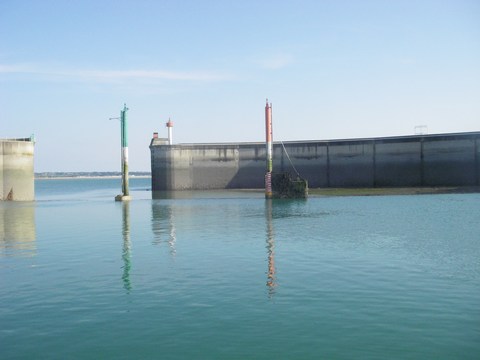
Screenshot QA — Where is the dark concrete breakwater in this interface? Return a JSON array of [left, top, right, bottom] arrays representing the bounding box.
[[150, 132, 480, 192]]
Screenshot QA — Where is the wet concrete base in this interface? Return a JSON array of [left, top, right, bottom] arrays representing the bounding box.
[[115, 195, 132, 201]]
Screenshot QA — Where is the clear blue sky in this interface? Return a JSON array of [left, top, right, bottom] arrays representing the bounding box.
[[1, 0, 479, 172]]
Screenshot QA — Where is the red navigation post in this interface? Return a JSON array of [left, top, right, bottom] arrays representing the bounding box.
[[265, 99, 273, 199], [166, 118, 173, 145]]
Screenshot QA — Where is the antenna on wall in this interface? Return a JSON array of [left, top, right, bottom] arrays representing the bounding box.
[[414, 125, 428, 135]]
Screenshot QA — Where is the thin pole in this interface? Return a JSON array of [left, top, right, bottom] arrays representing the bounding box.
[[121, 104, 129, 196], [265, 99, 273, 198]]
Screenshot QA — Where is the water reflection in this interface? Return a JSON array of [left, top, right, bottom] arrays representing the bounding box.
[[152, 191, 202, 200], [121, 202, 132, 292], [151, 201, 176, 256], [0, 202, 36, 257], [264, 199, 308, 297], [265, 199, 276, 297]]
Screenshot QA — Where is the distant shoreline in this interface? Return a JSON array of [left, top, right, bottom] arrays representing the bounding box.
[[35, 175, 151, 180]]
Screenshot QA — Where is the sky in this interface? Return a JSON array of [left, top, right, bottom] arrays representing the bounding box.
[[1, 0, 479, 172]]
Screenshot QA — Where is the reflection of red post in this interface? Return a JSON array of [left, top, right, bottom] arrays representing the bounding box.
[[266, 194, 276, 297], [265, 99, 273, 198]]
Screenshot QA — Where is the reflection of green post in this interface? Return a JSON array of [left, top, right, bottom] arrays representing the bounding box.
[[115, 104, 132, 201], [121, 201, 132, 292]]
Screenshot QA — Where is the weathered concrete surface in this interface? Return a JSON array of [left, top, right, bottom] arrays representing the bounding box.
[[328, 141, 375, 187], [150, 132, 480, 192], [277, 143, 327, 188], [375, 138, 421, 186], [0, 139, 35, 201], [423, 137, 477, 186]]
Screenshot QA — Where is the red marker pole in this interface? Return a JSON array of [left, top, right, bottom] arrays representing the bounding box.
[[265, 99, 273, 198], [166, 118, 173, 145]]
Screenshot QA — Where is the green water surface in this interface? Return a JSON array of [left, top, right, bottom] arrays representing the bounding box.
[[1, 178, 479, 359]]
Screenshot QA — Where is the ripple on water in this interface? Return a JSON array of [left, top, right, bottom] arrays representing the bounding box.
[[1, 189, 479, 359]]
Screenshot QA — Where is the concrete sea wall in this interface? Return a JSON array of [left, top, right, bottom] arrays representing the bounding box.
[[0, 139, 35, 201], [150, 132, 480, 191]]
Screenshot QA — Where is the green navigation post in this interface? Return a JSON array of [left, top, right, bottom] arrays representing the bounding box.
[[115, 104, 131, 201]]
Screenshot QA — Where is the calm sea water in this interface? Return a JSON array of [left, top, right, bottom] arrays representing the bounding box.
[[1, 178, 479, 359]]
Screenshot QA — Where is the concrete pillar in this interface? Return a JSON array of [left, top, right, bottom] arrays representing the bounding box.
[[1, 139, 34, 201]]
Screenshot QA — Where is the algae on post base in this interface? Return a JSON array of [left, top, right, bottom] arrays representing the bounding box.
[[271, 172, 308, 199]]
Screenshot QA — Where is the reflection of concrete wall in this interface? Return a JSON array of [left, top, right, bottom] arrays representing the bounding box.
[[0, 139, 35, 201], [151, 202, 176, 255], [0, 203, 36, 256], [150, 132, 480, 190]]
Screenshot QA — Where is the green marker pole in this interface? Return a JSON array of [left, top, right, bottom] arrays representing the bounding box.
[[121, 104, 129, 196]]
